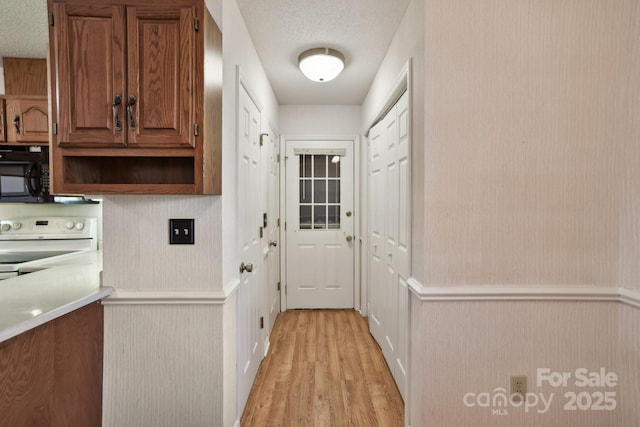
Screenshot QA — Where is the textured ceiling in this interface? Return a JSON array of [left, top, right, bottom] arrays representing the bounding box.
[[0, 0, 49, 67], [0, 0, 411, 105], [236, 0, 411, 105]]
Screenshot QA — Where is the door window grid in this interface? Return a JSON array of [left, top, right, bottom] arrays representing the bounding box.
[[299, 154, 340, 230]]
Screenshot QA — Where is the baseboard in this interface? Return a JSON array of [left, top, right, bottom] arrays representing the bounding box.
[[264, 338, 271, 358], [407, 278, 640, 309]]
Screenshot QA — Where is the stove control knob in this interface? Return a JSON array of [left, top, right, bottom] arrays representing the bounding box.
[[1, 223, 10, 232], [65, 221, 75, 230], [75, 222, 85, 230], [13, 222, 22, 230]]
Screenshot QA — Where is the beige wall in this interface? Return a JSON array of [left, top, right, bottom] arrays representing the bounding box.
[[618, 6, 640, 292], [422, 0, 636, 287], [102, 0, 279, 425], [403, 0, 640, 425], [102, 195, 222, 291], [410, 299, 637, 426], [361, 0, 425, 283], [103, 305, 224, 426], [279, 105, 361, 136]]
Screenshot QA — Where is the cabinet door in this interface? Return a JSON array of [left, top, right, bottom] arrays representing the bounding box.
[[5, 98, 49, 144], [0, 98, 5, 142], [126, 6, 196, 148], [52, 3, 126, 147]]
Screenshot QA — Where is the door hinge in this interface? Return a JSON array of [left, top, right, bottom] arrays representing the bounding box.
[[259, 226, 263, 239], [52, 123, 58, 135], [285, 284, 287, 296], [277, 281, 281, 291], [260, 133, 268, 147], [277, 218, 280, 227], [263, 213, 268, 228], [277, 154, 281, 163], [284, 221, 287, 231], [260, 316, 264, 329], [49, 13, 54, 27], [194, 17, 200, 31], [193, 123, 199, 136]]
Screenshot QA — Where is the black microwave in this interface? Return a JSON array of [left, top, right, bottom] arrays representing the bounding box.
[[0, 149, 53, 203]]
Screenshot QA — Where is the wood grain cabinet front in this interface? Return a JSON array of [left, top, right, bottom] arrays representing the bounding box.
[[3, 96, 49, 145], [48, 0, 222, 195], [0, 98, 5, 142], [0, 302, 103, 427]]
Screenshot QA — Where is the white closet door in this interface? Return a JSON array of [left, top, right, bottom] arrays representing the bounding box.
[[368, 120, 386, 347], [382, 108, 399, 368], [367, 90, 410, 400], [396, 92, 410, 278], [394, 91, 410, 400]]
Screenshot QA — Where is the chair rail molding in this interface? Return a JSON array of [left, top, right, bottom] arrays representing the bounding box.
[[407, 278, 640, 309], [104, 279, 240, 305]]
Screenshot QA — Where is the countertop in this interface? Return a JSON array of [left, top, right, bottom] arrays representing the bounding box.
[[0, 250, 113, 343]]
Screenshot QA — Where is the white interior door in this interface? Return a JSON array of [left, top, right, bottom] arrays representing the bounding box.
[[285, 140, 355, 309], [237, 81, 262, 415], [367, 90, 410, 400], [265, 129, 280, 338], [368, 123, 385, 343]]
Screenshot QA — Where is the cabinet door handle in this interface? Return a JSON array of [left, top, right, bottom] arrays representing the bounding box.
[[13, 115, 20, 134], [112, 95, 122, 131], [127, 95, 137, 131]]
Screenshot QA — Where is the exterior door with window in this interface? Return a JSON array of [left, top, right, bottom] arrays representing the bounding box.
[[285, 140, 354, 309]]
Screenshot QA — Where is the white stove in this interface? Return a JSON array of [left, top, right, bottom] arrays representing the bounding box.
[[0, 217, 97, 280]]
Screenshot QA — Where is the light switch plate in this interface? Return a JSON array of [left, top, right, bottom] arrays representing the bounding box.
[[169, 219, 194, 245]]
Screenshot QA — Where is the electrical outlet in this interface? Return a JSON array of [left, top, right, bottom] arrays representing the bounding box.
[[169, 219, 195, 245], [511, 375, 527, 402]]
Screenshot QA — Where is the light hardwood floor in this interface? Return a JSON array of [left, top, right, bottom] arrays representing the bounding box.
[[240, 310, 404, 427]]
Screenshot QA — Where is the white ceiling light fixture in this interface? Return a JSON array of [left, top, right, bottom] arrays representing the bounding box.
[[298, 48, 345, 82]]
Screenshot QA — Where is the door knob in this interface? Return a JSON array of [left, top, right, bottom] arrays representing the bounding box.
[[240, 262, 253, 273], [269, 240, 277, 247], [346, 235, 353, 243]]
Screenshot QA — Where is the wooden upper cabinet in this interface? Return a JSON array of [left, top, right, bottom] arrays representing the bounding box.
[[52, 4, 194, 149], [52, 3, 126, 147], [47, 0, 221, 195], [0, 98, 5, 142], [127, 6, 195, 148], [4, 96, 49, 145]]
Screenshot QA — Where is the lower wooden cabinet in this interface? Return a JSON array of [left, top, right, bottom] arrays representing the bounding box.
[[0, 302, 103, 427]]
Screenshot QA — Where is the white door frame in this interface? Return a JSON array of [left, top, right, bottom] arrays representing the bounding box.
[[279, 135, 361, 312]]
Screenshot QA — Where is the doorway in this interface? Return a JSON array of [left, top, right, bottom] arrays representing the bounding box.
[[236, 75, 263, 415], [282, 139, 358, 309]]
